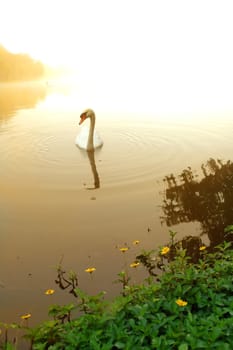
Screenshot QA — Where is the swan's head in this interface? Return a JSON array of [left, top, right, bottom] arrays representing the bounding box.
[[79, 109, 95, 125]]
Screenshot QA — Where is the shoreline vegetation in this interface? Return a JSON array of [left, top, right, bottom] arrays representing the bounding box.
[[0, 45, 71, 84], [1, 229, 233, 350], [0, 46, 44, 82]]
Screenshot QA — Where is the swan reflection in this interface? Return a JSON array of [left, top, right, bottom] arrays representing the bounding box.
[[86, 150, 100, 190], [76, 148, 101, 190]]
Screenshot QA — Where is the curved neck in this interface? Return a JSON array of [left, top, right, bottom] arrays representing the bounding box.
[[87, 114, 95, 151]]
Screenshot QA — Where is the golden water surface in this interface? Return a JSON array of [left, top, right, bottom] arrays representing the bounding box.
[[1, 81, 233, 325]]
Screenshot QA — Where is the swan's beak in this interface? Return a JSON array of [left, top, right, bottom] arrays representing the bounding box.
[[79, 113, 87, 125]]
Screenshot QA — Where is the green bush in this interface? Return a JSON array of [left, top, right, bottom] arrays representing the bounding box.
[[28, 242, 233, 349], [1, 238, 233, 349]]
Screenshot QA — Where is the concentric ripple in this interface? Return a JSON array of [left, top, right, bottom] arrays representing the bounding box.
[[1, 112, 233, 190]]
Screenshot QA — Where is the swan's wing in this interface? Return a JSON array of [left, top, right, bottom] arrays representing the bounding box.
[[75, 126, 103, 149], [93, 130, 103, 148], [75, 126, 88, 149]]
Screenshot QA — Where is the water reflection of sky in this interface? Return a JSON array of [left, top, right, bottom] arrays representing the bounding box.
[[1, 82, 233, 326]]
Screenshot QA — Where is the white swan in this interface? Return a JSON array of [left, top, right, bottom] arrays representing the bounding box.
[[75, 109, 103, 151]]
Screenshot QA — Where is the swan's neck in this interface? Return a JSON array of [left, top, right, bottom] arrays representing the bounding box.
[[87, 114, 95, 150]]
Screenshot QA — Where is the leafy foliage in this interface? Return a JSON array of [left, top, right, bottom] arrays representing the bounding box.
[[1, 230, 233, 349], [16, 239, 233, 350]]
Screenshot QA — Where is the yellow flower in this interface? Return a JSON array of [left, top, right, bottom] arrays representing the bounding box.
[[161, 246, 170, 255], [85, 267, 96, 274], [119, 247, 129, 253], [176, 299, 188, 307], [199, 246, 206, 251], [45, 289, 55, 295], [20, 313, 31, 320], [130, 262, 140, 268], [133, 240, 140, 245]]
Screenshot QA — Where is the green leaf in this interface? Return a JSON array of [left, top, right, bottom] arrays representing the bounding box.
[[224, 225, 233, 233], [114, 341, 126, 349], [178, 344, 189, 350]]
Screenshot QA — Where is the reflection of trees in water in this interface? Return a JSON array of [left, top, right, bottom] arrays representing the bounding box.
[[0, 83, 47, 121], [161, 158, 233, 247]]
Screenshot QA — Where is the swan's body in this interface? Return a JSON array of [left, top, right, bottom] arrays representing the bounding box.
[[75, 125, 103, 150], [75, 109, 103, 151]]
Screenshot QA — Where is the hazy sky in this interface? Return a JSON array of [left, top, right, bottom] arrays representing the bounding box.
[[1, 0, 233, 114]]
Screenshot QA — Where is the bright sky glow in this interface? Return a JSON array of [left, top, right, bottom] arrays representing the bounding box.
[[1, 0, 233, 114]]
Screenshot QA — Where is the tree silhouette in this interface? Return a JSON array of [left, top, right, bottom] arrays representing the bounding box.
[[161, 158, 233, 247], [0, 45, 44, 82]]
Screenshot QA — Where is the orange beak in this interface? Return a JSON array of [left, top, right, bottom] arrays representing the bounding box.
[[79, 113, 87, 125]]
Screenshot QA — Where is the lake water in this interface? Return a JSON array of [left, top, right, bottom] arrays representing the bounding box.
[[1, 81, 233, 326]]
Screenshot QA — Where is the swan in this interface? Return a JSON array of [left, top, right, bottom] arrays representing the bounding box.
[[75, 109, 103, 151]]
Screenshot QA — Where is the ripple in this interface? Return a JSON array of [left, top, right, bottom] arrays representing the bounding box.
[[97, 122, 233, 187], [1, 116, 233, 190]]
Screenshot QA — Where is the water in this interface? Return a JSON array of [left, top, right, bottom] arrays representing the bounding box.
[[1, 81, 233, 326]]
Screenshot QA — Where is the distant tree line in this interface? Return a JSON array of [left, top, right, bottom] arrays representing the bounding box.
[[0, 45, 44, 82]]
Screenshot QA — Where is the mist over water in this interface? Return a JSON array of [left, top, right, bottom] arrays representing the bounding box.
[[1, 80, 233, 325]]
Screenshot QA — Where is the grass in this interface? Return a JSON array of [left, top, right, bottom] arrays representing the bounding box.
[[1, 231, 233, 350]]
